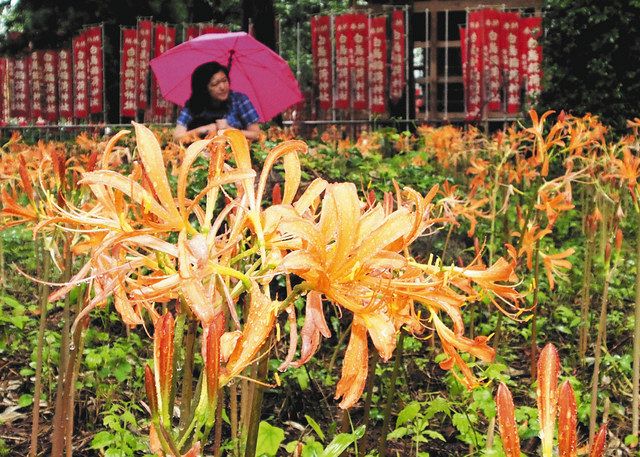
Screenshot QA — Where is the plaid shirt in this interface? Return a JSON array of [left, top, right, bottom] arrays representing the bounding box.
[[176, 91, 260, 129]]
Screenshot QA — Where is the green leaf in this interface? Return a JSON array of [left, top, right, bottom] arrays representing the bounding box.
[[113, 361, 132, 382], [0, 295, 23, 309], [386, 426, 408, 440], [85, 351, 102, 369], [424, 397, 451, 419], [624, 434, 639, 447], [396, 401, 421, 427], [90, 431, 115, 449], [256, 421, 285, 457], [305, 415, 325, 442], [302, 440, 324, 457], [319, 427, 364, 457], [296, 368, 310, 390], [424, 430, 446, 442], [18, 394, 33, 408], [452, 413, 470, 435], [352, 425, 365, 439], [285, 441, 300, 453]]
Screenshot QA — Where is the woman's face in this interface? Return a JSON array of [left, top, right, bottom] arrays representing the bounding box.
[[208, 71, 230, 102]]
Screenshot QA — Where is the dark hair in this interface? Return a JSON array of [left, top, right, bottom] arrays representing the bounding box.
[[185, 61, 230, 116]]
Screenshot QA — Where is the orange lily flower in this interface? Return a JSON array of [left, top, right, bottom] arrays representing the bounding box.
[[540, 248, 575, 290], [512, 223, 552, 270]]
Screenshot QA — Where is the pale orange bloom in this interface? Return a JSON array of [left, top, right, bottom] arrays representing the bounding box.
[[540, 248, 574, 290], [512, 223, 552, 270], [535, 191, 574, 228]]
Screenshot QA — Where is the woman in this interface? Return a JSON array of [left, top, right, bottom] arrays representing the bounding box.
[[174, 61, 261, 141]]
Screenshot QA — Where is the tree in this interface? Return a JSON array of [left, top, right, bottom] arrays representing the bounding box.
[[538, 0, 640, 133], [0, 0, 224, 53]]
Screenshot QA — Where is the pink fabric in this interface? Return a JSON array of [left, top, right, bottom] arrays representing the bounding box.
[[149, 32, 303, 122]]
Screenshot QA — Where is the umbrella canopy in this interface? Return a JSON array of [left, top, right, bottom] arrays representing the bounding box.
[[150, 32, 303, 122]]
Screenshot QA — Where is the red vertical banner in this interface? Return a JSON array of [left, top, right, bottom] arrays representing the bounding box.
[[58, 49, 73, 119], [0, 58, 7, 125], [369, 16, 387, 113], [86, 25, 104, 114], [501, 13, 521, 113], [185, 25, 199, 41], [390, 10, 405, 102], [12, 57, 30, 120], [466, 11, 484, 120], [73, 31, 89, 119], [136, 19, 153, 110], [42, 51, 58, 122], [351, 14, 368, 110], [120, 28, 138, 118], [152, 23, 168, 117], [30, 51, 43, 120], [334, 14, 353, 109], [311, 15, 332, 111], [482, 10, 501, 111], [520, 17, 543, 105]]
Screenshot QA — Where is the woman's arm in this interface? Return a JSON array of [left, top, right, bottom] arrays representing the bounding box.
[[174, 123, 218, 141], [241, 123, 261, 141]]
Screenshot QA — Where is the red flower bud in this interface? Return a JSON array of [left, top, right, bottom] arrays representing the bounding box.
[[271, 182, 282, 205], [154, 312, 175, 423], [615, 228, 623, 252], [589, 424, 607, 457], [144, 364, 158, 419]]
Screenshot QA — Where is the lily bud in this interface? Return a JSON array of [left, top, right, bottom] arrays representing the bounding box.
[[605, 242, 611, 263], [558, 380, 577, 457], [271, 182, 282, 205], [615, 228, 623, 252], [496, 383, 520, 457], [202, 314, 225, 416], [154, 312, 175, 424], [589, 424, 607, 457], [537, 344, 560, 457], [144, 364, 158, 419]]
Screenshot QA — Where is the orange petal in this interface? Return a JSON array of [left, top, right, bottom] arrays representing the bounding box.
[[294, 291, 331, 367], [222, 287, 276, 384], [361, 312, 396, 362], [335, 316, 368, 409]]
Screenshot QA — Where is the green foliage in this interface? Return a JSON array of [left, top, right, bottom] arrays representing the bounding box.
[[256, 421, 286, 457], [539, 0, 640, 132], [90, 402, 153, 457]]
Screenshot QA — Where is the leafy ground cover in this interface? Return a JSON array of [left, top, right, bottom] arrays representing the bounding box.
[[0, 114, 639, 456]]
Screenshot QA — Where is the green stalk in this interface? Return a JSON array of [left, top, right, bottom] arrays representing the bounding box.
[[179, 318, 198, 431], [589, 253, 614, 445], [632, 214, 640, 439], [50, 241, 73, 456], [243, 333, 273, 457], [579, 231, 596, 361], [29, 240, 50, 457], [530, 241, 541, 379], [65, 293, 88, 457], [0, 231, 5, 295], [213, 390, 224, 457], [378, 331, 405, 457], [359, 350, 379, 457]]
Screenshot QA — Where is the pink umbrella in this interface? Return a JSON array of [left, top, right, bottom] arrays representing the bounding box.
[[149, 32, 303, 122]]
